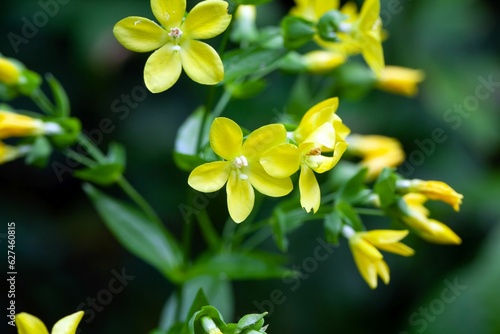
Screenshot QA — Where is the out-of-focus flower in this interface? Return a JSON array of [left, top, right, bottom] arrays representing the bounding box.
[[0, 111, 61, 139], [290, 0, 340, 22], [0, 141, 29, 164], [376, 66, 425, 97], [113, 0, 232, 93], [261, 98, 349, 213], [302, 50, 346, 73], [0, 57, 21, 85], [346, 134, 405, 180], [231, 5, 258, 44], [343, 225, 414, 289], [15, 311, 84, 334], [397, 179, 463, 211], [188, 117, 292, 223], [401, 193, 462, 245]]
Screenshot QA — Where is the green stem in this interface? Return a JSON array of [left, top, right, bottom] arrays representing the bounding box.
[[63, 149, 97, 168], [212, 89, 232, 119], [197, 210, 221, 250], [354, 208, 385, 216], [31, 89, 55, 115], [78, 133, 107, 163], [116, 177, 164, 229]]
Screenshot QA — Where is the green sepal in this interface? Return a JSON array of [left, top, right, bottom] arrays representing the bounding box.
[[46, 74, 70, 117], [18, 69, 42, 96], [74, 163, 124, 185], [25, 136, 52, 168], [236, 313, 267, 332], [107, 142, 127, 167], [374, 167, 399, 208], [49, 117, 81, 148], [336, 166, 371, 204], [83, 184, 185, 282], [316, 10, 347, 43], [188, 306, 226, 334], [281, 16, 316, 49]]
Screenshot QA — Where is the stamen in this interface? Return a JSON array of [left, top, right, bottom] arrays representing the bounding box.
[[172, 45, 181, 51], [307, 147, 322, 156], [233, 155, 249, 168], [239, 173, 248, 180], [169, 27, 183, 39]]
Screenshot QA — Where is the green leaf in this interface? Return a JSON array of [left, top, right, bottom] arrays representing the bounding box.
[[223, 47, 287, 83], [74, 163, 124, 185], [281, 16, 316, 49], [335, 201, 364, 232], [374, 167, 399, 208], [187, 252, 293, 280], [25, 136, 52, 168], [336, 166, 371, 204], [46, 74, 70, 117], [83, 184, 184, 282], [324, 210, 342, 245]]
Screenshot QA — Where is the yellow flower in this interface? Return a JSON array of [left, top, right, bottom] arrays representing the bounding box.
[[401, 193, 462, 245], [290, 0, 340, 22], [0, 141, 28, 164], [113, 0, 232, 93], [346, 134, 405, 180], [376, 66, 425, 97], [261, 98, 349, 213], [397, 179, 463, 211], [343, 226, 414, 289], [0, 111, 46, 139], [15, 311, 84, 334], [188, 117, 292, 223], [302, 50, 346, 73], [0, 57, 21, 85]]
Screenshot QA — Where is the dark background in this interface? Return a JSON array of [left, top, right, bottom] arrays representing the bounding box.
[[1, 0, 500, 333]]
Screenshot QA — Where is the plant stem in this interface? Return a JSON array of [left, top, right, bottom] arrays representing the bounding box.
[[63, 149, 97, 168], [77, 133, 107, 163], [197, 210, 221, 250], [354, 208, 385, 216], [212, 89, 232, 119], [116, 177, 164, 229], [31, 89, 55, 115]]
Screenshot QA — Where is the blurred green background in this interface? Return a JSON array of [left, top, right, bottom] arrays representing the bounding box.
[[1, 0, 500, 333]]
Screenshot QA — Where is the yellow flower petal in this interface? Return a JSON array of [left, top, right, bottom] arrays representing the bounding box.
[[376, 242, 415, 257], [242, 124, 287, 162], [302, 122, 336, 149], [299, 165, 321, 213], [0, 57, 21, 85], [351, 246, 378, 289], [305, 141, 347, 173], [151, 0, 186, 28], [52, 311, 84, 334], [182, 0, 232, 40], [419, 219, 462, 245], [144, 44, 182, 93], [376, 66, 425, 97], [0, 141, 21, 164], [180, 40, 224, 85], [358, 0, 379, 33], [353, 236, 383, 260], [16, 313, 49, 334], [361, 229, 409, 244], [260, 143, 301, 178], [209, 117, 242, 160], [113, 16, 168, 52], [247, 163, 293, 197], [303, 50, 346, 73], [188, 161, 230, 193], [361, 33, 384, 77], [227, 169, 254, 223], [0, 111, 45, 139], [375, 259, 390, 285]]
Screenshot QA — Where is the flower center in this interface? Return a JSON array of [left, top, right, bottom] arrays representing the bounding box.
[[307, 147, 322, 156], [169, 27, 183, 39], [233, 155, 248, 169]]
